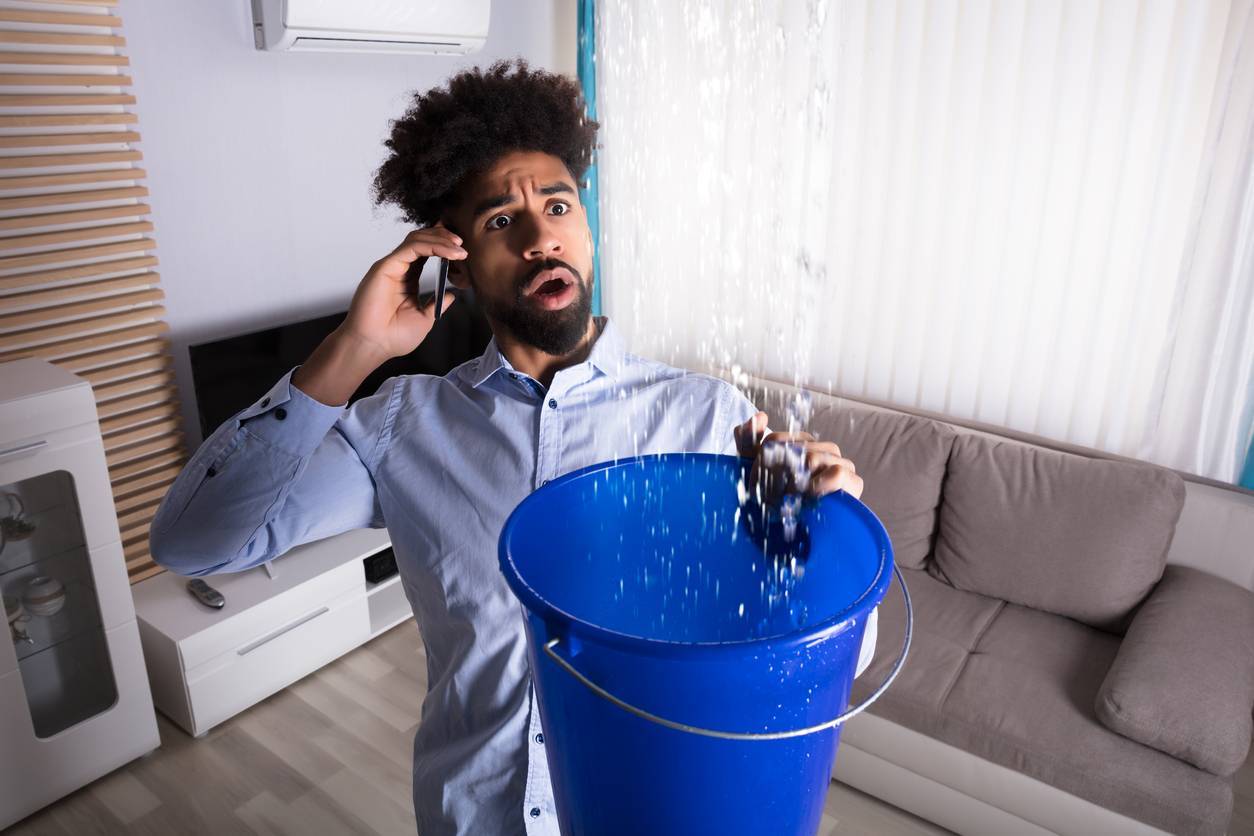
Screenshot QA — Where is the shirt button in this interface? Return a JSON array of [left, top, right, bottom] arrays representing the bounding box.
[[548, 398, 557, 409], [535, 733, 544, 745], [260, 397, 270, 407], [529, 807, 541, 818], [274, 407, 287, 420], [206, 466, 217, 478]]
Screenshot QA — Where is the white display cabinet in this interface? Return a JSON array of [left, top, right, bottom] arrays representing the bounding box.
[[0, 358, 160, 830]]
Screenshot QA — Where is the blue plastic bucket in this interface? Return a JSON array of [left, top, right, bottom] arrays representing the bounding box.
[[499, 453, 910, 836]]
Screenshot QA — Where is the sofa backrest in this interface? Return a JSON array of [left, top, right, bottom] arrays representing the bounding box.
[[804, 402, 954, 571], [747, 373, 1254, 594], [928, 433, 1186, 633]]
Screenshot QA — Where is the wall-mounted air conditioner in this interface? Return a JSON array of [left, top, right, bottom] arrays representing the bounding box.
[[250, 0, 490, 55]]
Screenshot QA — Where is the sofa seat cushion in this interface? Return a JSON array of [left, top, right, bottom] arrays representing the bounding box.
[[805, 403, 955, 570], [929, 433, 1186, 632], [852, 570, 1233, 836], [847, 567, 1003, 713]]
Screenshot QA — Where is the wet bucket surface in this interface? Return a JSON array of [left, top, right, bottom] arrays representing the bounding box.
[[499, 453, 895, 836]]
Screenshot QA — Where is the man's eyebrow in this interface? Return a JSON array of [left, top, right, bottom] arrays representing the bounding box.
[[471, 193, 514, 220], [471, 182, 577, 220], [538, 182, 575, 196]]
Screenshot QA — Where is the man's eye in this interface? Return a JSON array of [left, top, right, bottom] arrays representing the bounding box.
[[487, 215, 511, 230], [550, 202, 569, 215]]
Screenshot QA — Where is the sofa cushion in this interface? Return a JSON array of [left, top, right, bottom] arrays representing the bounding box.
[[854, 581, 1233, 836], [929, 434, 1186, 632], [1096, 565, 1254, 776], [806, 404, 954, 570], [848, 569, 1012, 719], [849, 567, 1004, 712]]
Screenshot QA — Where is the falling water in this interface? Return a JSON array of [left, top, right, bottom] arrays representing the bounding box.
[[592, 0, 842, 639]]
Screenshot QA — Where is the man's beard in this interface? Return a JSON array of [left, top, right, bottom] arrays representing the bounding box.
[[474, 258, 593, 356]]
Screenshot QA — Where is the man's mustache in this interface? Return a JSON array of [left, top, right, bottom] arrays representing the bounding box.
[[515, 258, 582, 294]]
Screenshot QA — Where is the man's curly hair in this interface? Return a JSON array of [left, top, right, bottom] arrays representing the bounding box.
[[372, 59, 599, 227]]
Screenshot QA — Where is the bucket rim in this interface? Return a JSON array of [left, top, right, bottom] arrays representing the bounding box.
[[498, 453, 894, 657]]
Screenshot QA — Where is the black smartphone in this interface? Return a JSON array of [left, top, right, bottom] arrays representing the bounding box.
[[407, 256, 451, 322]]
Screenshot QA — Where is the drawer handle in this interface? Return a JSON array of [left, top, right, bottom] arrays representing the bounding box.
[[236, 606, 330, 656], [0, 440, 47, 461]]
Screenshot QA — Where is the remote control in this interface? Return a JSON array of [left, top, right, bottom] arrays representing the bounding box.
[[186, 578, 225, 609]]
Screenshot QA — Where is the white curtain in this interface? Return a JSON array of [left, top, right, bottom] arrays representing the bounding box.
[[1145, 0, 1254, 483], [596, 0, 1254, 484]]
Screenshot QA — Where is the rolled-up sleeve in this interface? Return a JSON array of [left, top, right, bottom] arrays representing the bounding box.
[[719, 382, 760, 456], [855, 608, 878, 678], [150, 366, 401, 577]]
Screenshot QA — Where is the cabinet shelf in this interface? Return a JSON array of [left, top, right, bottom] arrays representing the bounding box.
[[365, 572, 401, 595], [19, 627, 119, 740], [1, 544, 106, 663], [367, 573, 409, 636], [0, 493, 89, 577], [7, 580, 105, 664]]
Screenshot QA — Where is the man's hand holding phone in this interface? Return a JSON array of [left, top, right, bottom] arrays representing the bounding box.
[[342, 225, 464, 359], [292, 227, 466, 406]]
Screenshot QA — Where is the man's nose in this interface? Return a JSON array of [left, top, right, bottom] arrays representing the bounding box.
[[519, 212, 563, 259]]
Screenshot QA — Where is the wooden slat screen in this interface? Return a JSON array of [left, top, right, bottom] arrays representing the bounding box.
[[0, 0, 182, 585]]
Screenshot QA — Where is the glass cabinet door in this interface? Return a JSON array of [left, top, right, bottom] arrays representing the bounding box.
[[0, 468, 117, 738]]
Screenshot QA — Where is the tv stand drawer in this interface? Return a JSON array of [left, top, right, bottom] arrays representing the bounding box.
[[184, 590, 369, 734], [177, 559, 365, 670]]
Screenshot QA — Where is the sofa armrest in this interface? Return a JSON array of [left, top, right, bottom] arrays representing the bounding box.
[[1095, 564, 1254, 776]]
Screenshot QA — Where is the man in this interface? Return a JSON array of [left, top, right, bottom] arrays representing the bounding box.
[[151, 59, 868, 835]]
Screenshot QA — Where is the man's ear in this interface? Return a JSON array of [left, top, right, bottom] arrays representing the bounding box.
[[446, 259, 471, 290], [440, 212, 472, 289]]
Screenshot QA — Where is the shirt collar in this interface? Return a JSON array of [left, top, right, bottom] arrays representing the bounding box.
[[585, 316, 626, 380], [470, 315, 624, 389]]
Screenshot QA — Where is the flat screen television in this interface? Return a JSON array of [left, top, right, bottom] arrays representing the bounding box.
[[188, 295, 493, 439]]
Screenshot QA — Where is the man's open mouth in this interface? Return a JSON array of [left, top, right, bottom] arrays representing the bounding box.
[[524, 267, 575, 297], [535, 278, 568, 296]]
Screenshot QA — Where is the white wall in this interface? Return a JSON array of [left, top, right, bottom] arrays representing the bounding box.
[[118, 0, 577, 446]]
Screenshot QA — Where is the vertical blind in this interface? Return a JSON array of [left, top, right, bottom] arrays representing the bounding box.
[[596, 0, 1253, 484], [0, 0, 183, 583]]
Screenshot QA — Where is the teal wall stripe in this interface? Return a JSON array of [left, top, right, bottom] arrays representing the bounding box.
[[577, 0, 602, 316], [1241, 428, 1254, 490]]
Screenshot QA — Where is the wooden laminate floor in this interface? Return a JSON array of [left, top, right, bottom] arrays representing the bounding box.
[[5, 619, 1249, 835]]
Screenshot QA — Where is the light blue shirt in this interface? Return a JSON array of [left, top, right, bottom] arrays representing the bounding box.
[[151, 316, 781, 835]]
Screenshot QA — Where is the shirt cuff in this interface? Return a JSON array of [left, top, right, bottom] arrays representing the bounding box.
[[236, 365, 347, 459]]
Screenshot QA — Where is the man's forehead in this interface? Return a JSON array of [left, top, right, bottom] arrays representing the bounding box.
[[468, 152, 573, 196]]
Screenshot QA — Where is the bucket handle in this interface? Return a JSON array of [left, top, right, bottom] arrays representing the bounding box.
[[542, 563, 913, 741]]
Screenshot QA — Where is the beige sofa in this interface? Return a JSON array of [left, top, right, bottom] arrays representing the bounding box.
[[748, 376, 1254, 836]]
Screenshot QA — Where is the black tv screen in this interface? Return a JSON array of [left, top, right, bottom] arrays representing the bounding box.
[[189, 296, 493, 439]]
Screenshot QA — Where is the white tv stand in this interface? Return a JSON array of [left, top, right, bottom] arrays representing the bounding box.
[[131, 528, 410, 737]]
